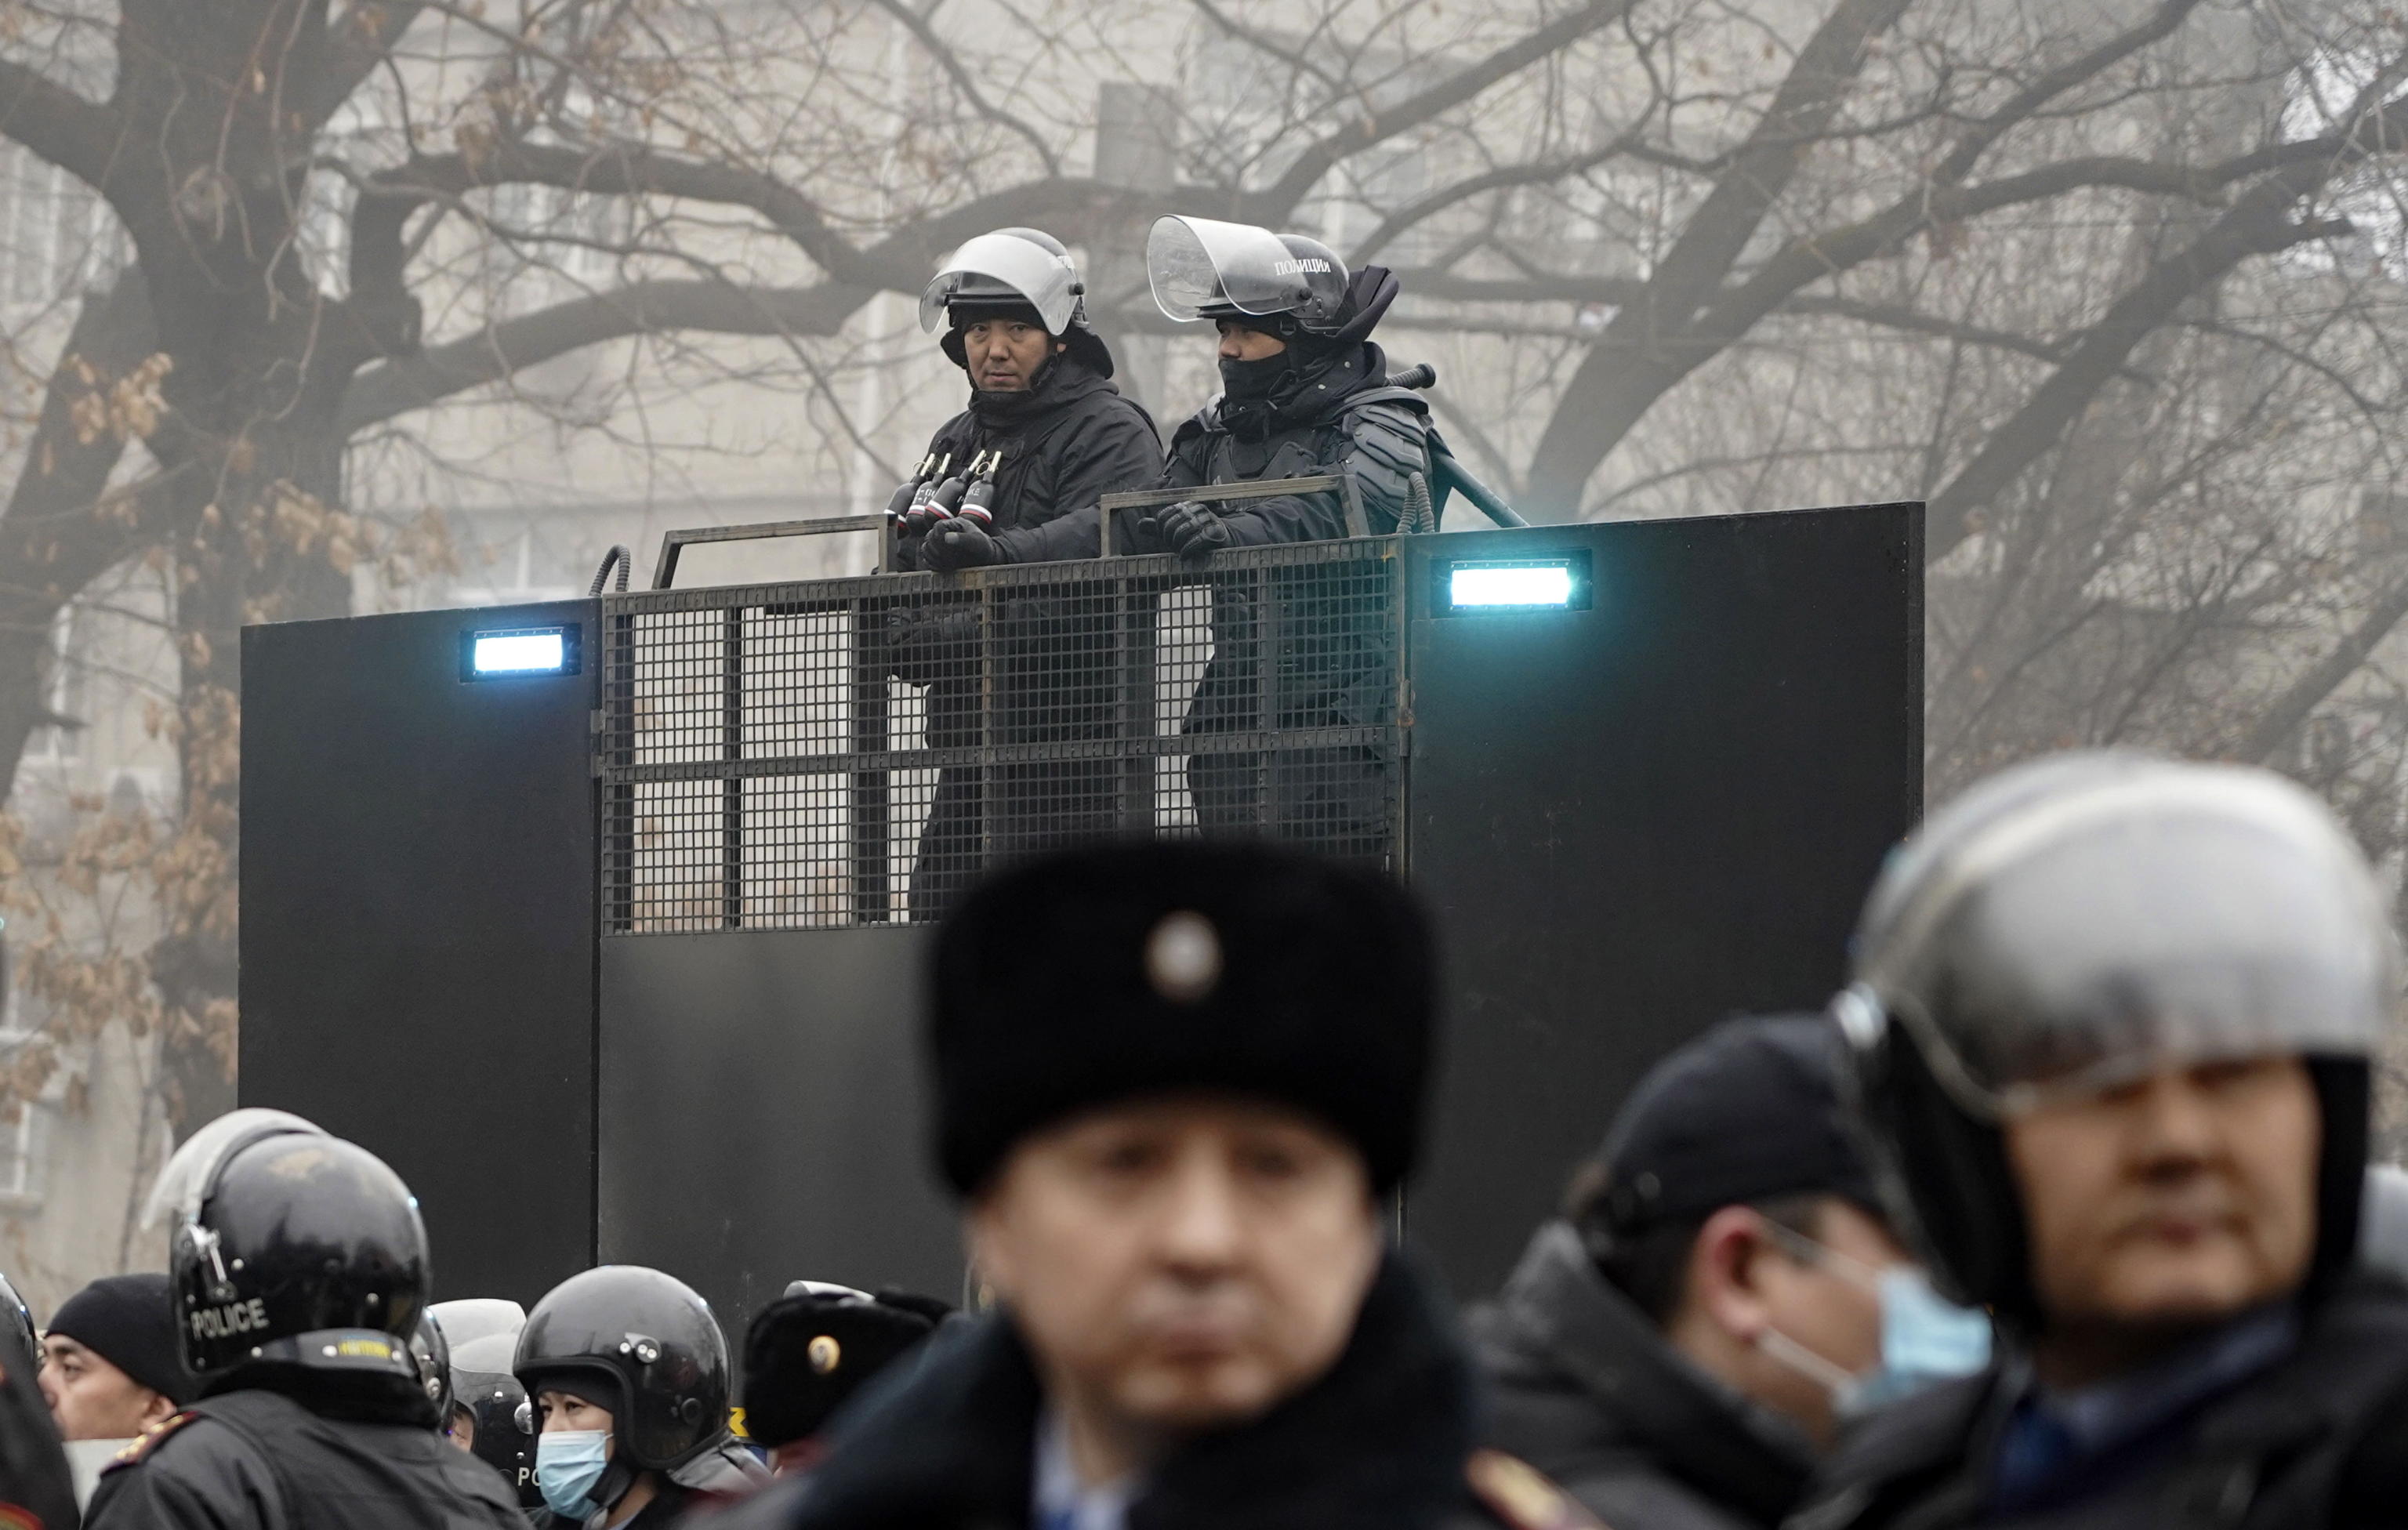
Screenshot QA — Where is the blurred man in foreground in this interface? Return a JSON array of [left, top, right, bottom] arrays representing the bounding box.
[[708, 840, 1588, 1530], [1478, 1015, 1988, 1529], [1796, 752, 2408, 1528]]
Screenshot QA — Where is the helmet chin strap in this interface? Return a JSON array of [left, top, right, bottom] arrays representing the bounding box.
[[584, 1456, 642, 1525]]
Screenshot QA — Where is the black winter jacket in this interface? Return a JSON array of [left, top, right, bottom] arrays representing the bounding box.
[[986, 341, 1432, 567], [1474, 1222, 1818, 1530], [695, 1254, 1538, 1530], [1786, 1271, 2408, 1530], [884, 353, 1160, 711], [0, 1313, 74, 1530], [893, 354, 1161, 575], [84, 1376, 528, 1530]]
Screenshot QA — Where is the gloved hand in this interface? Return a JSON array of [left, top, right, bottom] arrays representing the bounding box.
[[1159, 500, 1232, 558], [922, 517, 1001, 571]]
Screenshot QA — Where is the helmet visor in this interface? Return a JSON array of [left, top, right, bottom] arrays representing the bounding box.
[[919, 232, 1081, 335], [431, 1300, 528, 1351], [142, 1107, 325, 1227], [1866, 771, 2398, 1116], [1146, 216, 1313, 322]]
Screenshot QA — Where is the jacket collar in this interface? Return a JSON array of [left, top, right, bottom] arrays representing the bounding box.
[[797, 1250, 1474, 1530], [1481, 1221, 1818, 1522]]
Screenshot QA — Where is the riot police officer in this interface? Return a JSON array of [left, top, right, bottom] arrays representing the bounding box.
[[937, 217, 1433, 853], [433, 1300, 544, 1510], [888, 227, 1162, 919], [514, 1264, 763, 1527], [0, 1267, 76, 1530], [1793, 752, 2408, 1528], [451, 1333, 542, 1507], [1144, 218, 1432, 850], [82, 1108, 524, 1530]]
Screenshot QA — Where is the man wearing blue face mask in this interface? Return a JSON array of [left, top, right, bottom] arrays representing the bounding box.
[[1474, 1014, 1993, 1530], [514, 1266, 765, 1528]]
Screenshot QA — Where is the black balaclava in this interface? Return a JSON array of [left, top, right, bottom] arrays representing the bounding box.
[[1214, 266, 1397, 441]]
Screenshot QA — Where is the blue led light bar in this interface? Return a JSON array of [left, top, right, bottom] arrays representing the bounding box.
[[1451, 564, 1574, 608], [1437, 553, 1592, 615], [474, 631, 565, 673], [461, 625, 579, 681]]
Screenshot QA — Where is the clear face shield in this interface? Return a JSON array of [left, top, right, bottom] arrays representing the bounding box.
[[1145, 215, 1316, 323], [141, 1107, 325, 1228], [918, 232, 1083, 335], [1845, 770, 2398, 1119]]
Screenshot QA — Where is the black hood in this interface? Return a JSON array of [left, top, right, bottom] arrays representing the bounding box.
[[1472, 1221, 1818, 1527], [967, 339, 1122, 429], [785, 1251, 1476, 1530]]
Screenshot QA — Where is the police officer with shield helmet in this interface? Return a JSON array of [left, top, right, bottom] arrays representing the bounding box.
[[1148, 216, 1432, 851], [1793, 752, 2408, 1529], [83, 1108, 524, 1530], [887, 227, 1162, 918]]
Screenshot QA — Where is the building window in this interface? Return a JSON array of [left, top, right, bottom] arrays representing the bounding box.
[[0, 1101, 47, 1206]]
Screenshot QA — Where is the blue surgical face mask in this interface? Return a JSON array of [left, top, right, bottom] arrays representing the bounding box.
[[1840, 1265, 1993, 1417], [1750, 1221, 1993, 1421], [535, 1430, 611, 1520]]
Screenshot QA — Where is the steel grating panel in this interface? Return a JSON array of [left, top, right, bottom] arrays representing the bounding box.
[[598, 542, 1404, 932]]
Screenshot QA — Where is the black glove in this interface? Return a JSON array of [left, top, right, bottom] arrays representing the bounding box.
[[922, 517, 1001, 571], [1159, 500, 1232, 558]]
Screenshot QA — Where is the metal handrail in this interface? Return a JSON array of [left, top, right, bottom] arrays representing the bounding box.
[[1094, 473, 1364, 556], [652, 513, 894, 589]]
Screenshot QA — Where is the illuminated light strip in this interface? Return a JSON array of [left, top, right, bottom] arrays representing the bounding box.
[[472, 631, 568, 674], [1449, 564, 1575, 608]]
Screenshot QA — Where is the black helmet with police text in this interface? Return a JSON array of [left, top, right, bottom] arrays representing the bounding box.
[[515, 1265, 731, 1474], [451, 1330, 542, 1507], [1833, 751, 2395, 1332], [1147, 216, 1397, 348], [154, 1110, 430, 1387]]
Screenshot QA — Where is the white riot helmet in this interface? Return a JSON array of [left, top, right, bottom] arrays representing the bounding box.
[[919, 227, 1086, 338]]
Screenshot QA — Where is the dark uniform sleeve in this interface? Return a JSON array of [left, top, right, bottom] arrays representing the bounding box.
[[85, 1417, 291, 1530], [989, 397, 1164, 565], [1200, 396, 1432, 548]]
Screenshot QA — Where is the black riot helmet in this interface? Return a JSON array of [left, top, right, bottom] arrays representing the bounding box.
[[1148, 215, 1398, 350], [154, 1110, 430, 1389], [514, 1265, 732, 1474], [451, 1331, 542, 1508], [410, 1309, 453, 1424], [0, 1271, 33, 1360], [1833, 751, 2395, 1333]]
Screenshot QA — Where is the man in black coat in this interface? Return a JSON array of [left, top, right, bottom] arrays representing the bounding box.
[[1475, 1016, 1991, 1530], [698, 842, 1593, 1530], [84, 1111, 525, 1530], [927, 216, 1433, 859], [1791, 752, 2408, 1530], [891, 226, 1162, 919]]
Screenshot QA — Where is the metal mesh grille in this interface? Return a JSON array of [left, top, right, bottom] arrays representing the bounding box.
[[599, 542, 1403, 933]]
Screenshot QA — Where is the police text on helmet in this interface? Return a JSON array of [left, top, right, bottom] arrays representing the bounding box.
[[190, 1297, 270, 1340]]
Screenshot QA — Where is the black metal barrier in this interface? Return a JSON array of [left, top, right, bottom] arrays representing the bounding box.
[[600, 537, 1404, 932], [241, 502, 1926, 1317]]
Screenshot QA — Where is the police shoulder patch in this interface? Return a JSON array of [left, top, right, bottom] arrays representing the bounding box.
[[1465, 1448, 1606, 1530], [109, 1410, 199, 1470]]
